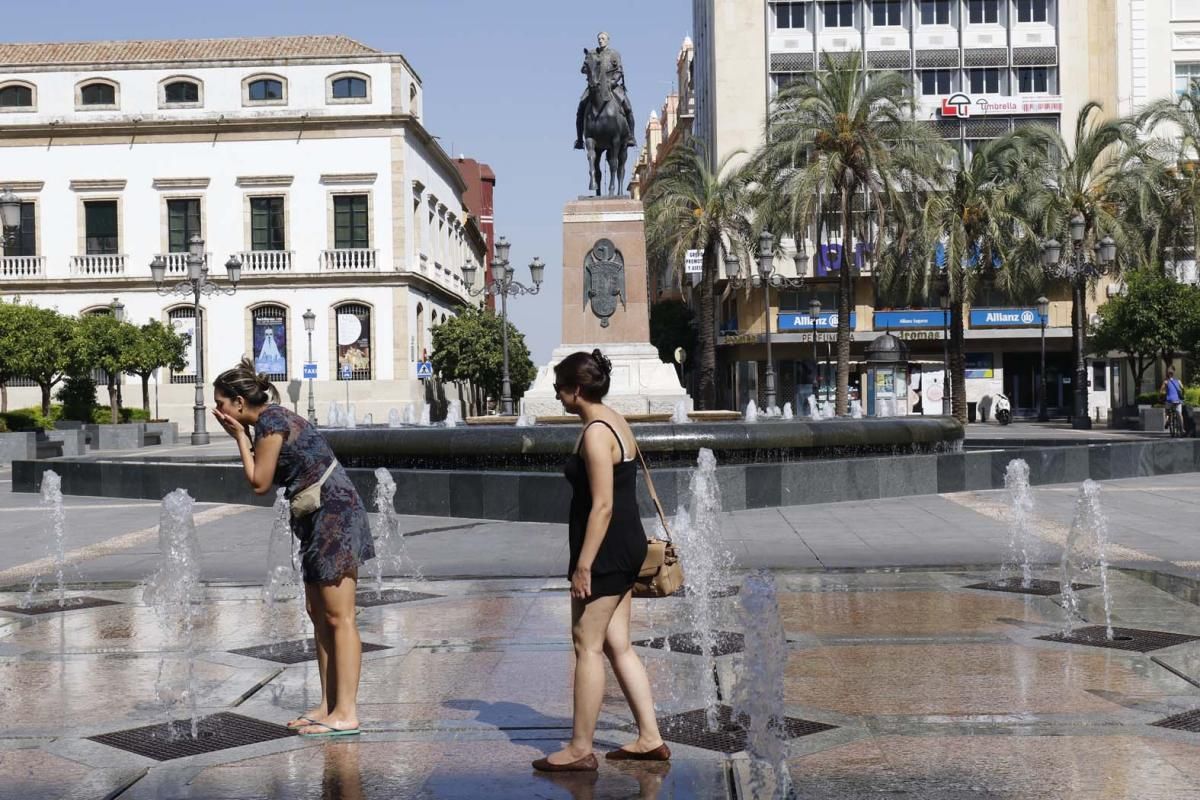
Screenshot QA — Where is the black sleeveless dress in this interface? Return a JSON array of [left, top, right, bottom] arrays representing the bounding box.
[[564, 420, 649, 602]]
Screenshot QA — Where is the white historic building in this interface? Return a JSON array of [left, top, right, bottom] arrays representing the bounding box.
[[0, 35, 486, 428]]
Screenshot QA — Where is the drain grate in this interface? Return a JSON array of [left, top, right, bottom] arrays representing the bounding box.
[[1152, 709, 1200, 732], [229, 638, 390, 664], [355, 588, 442, 608], [0, 596, 120, 615], [89, 712, 294, 761], [964, 578, 1096, 597], [676, 585, 741, 599], [633, 631, 745, 656], [658, 705, 835, 754], [1036, 626, 1200, 653]]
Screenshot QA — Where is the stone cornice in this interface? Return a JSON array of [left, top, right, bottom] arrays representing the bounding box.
[[152, 177, 211, 190], [69, 178, 126, 191], [0, 180, 44, 192], [319, 172, 378, 185], [235, 175, 294, 188]]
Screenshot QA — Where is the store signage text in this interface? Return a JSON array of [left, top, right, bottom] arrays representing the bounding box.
[[777, 312, 857, 331], [939, 93, 1064, 119], [873, 310, 948, 329], [969, 308, 1042, 328]]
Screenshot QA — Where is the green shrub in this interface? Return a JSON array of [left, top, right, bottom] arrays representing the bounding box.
[[1135, 391, 1161, 406], [0, 407, 54, 431], [122, 407, 150, 423], [56, 376, 98, 422], [1187, 387, 1200, 406], [0, 417, 7, 433]]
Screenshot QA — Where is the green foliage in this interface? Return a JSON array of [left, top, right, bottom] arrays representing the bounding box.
[[429, 306, 537, 401], [89, 405, 149, 424], [0, 417, 7, 433], [56, 376, 98, 422], [1, 303, 79, 414], [649, 299, 697, 369], [124, 319, 188, 413], [0, 406, 55, 432]]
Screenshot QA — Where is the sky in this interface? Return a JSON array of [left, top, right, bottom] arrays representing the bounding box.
[[5, 0, 693, 364]]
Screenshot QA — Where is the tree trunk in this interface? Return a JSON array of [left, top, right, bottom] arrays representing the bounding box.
[[835, 191, 853, 416], [141, 375, 151, 415], [696, 245, 717, 410], [39, 382, 51, 416], [950, 300, 967, 424], [1, 383, 6, 413], [108, 380, 119, 424]]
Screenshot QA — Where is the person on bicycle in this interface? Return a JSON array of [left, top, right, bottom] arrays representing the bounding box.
[[1162, 367, 1185, 432]]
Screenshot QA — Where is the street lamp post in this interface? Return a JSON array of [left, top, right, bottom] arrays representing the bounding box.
[[150, 233, 242, 445], [725, 230, 805, 411], [1036, 295, 1050, 422], [938, 286, 951, 416], [808, 297, 821, 406], [1042, 216, 1115, 430], [461, 236, 544, 416], [303, 308, 317, 424], [0, 187, 22, 247]]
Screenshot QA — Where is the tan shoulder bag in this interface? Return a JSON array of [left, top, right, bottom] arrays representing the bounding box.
[[633, 449, 684, 598]]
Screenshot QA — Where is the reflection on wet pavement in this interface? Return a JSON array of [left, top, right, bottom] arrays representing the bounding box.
[[4, 570, 1200, 798]]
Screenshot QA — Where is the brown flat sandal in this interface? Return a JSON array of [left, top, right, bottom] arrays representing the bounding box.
[[605, 743, 671, 761], [531, 753, 599, 772]]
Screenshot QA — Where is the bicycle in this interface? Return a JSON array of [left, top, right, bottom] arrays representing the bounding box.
[[1166, 402, 1184, 438]]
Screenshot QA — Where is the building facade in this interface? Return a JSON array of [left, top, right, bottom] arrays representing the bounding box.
[[0, 35, 487, 428], [691, 0, 1136, 419], [454, 157, 497, 311]]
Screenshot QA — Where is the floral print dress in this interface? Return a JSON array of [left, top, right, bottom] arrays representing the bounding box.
[[253, 404, 375, 584]]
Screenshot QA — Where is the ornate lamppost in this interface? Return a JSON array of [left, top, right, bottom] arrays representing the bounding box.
[[1041, 215, 1116, 430], [725, 231, 805, 411], [150, 234, 242, 445], [938, 282, 952, 416], [808, 297, 821, 406], [1036, 295, 1050, 422], [461, 236, 545, 416], [0, 187, 22, 247], [303, 308, 317, 424]]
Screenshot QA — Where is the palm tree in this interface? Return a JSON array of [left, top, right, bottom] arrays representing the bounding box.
[[644, 138, 752, 409], [754, 54, 945, 415], [1003, 102, 1137, 427], [1138, 91, 1200, 275]]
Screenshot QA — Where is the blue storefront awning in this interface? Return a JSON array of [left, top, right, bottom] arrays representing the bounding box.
[[873, 310, 948, 329], [969, 308, 1044, 328]]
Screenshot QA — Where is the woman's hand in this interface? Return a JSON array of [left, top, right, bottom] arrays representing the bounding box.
[[570, 564, 592, 601], [212, 408, 249, 443]]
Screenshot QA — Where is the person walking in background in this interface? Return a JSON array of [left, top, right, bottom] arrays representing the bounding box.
[[211, 357, 374, 737], [532, 349, 669, 772]]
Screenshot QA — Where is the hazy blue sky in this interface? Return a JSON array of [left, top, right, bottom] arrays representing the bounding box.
[[6, 0, 692, 363]]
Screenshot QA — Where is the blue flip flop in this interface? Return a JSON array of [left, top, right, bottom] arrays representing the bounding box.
[[286, 716, 318, 730], [298, 722, 362, 738]]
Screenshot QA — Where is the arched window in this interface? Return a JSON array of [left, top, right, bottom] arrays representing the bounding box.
[[0, 82, 34, 109], [251, 304, 289, 382], [409, 82, 420, 118], [334, 302, 372, 380], [416, 302, 426, 362], [168, 306, 202, 384], [78, 80, 117, 107], [160, 77, 202, 106], [243, 74, 286, 105], [329, 73, 369, 101]]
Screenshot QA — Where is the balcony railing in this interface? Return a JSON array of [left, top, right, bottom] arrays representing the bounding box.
[[238, 250, 293, 273], [158, 252, 211, 275], [0, 255, 46, 279], [71, 254, 126, 277], [321, 248, 377, 272]]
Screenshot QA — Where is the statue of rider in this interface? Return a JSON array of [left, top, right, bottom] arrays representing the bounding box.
[[575, 31, 637, 150]]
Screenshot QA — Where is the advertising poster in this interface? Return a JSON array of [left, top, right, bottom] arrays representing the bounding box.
[[172, 316, 197, 378], [253, 315, 287, 377], [965, 353, 994, 379], [337, 312, 371, 376]]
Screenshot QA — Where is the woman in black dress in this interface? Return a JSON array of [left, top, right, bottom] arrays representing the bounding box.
[[211, 358, 374, 738], [533, 349, 670, 772]]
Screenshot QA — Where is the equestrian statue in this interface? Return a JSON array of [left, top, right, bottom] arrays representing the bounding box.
[[575, 31, 636, 197]]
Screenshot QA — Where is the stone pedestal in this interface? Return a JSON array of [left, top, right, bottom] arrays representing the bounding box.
[[522, 198, 689, 416]]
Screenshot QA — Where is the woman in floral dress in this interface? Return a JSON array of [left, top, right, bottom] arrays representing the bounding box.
[[212, 358, 374, 737]]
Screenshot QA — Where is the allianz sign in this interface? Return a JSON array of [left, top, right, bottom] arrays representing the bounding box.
[[968, 308, 1042, 328]]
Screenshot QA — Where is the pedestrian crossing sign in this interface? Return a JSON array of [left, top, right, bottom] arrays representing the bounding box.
[[417, 361, 433, 380]]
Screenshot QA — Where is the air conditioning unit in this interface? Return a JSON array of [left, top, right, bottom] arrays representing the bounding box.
[[880, 36, 897, 46]]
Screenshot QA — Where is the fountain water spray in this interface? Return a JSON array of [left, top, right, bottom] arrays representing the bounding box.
[[850, 399, 863, 419], [515, 413, 536, 427], [444, 403, 461, 428], [21, 471, 68, 609], [372, 468, 423, 594], [346, 404, 357, 428], [1000, 460, 1036, 588], [806, 395, 819, 418], [781, 402, 793, 420], [403, 404, 416, 425], [671, 448, 733, 730], [733, 571, 793, 800], [387, 408, 402, 427], [744, 400, 759, 423], [1061, 480, 1115, 639], [672, 401, 690, 424], [143, 489, 203, 738], [326, 401, 340, 428], [263, 489, 302, 649], [418, 403, 431, 427], [361, 412, 373, 426]]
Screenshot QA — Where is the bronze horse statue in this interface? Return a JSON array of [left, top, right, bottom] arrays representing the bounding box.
[[581, 49, 630, 197]]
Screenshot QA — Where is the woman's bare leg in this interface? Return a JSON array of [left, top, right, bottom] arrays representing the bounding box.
[[290, 581, 333, 726], [544, 593, 623, 765], [300, 571, 361, 733], [603, 591, 664, 751]]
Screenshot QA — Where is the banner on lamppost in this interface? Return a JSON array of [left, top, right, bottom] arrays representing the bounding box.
[[684, 249, 703, 275]]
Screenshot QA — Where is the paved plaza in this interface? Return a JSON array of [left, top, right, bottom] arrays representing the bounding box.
[[2, 463, 1200, 798]]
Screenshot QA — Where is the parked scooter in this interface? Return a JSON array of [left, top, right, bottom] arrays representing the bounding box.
[[993, 393, 1012, 425]]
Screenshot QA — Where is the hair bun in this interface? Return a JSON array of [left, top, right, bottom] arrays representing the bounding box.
[[590, 349, 612, 376]]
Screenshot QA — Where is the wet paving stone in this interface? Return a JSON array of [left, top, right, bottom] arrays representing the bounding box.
[[632, 631, 745, 656], [88, 712, 294, 761], [1152, 708, 1200, 732], [964, 577, 1096, 596], [354, 588, 443, 607], [0, 596, 120, 615], [1036, 625, 1200, 653], [659, 704, 836, 754], [676, 585, 741, 599], [229, 638, 391, 664]]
